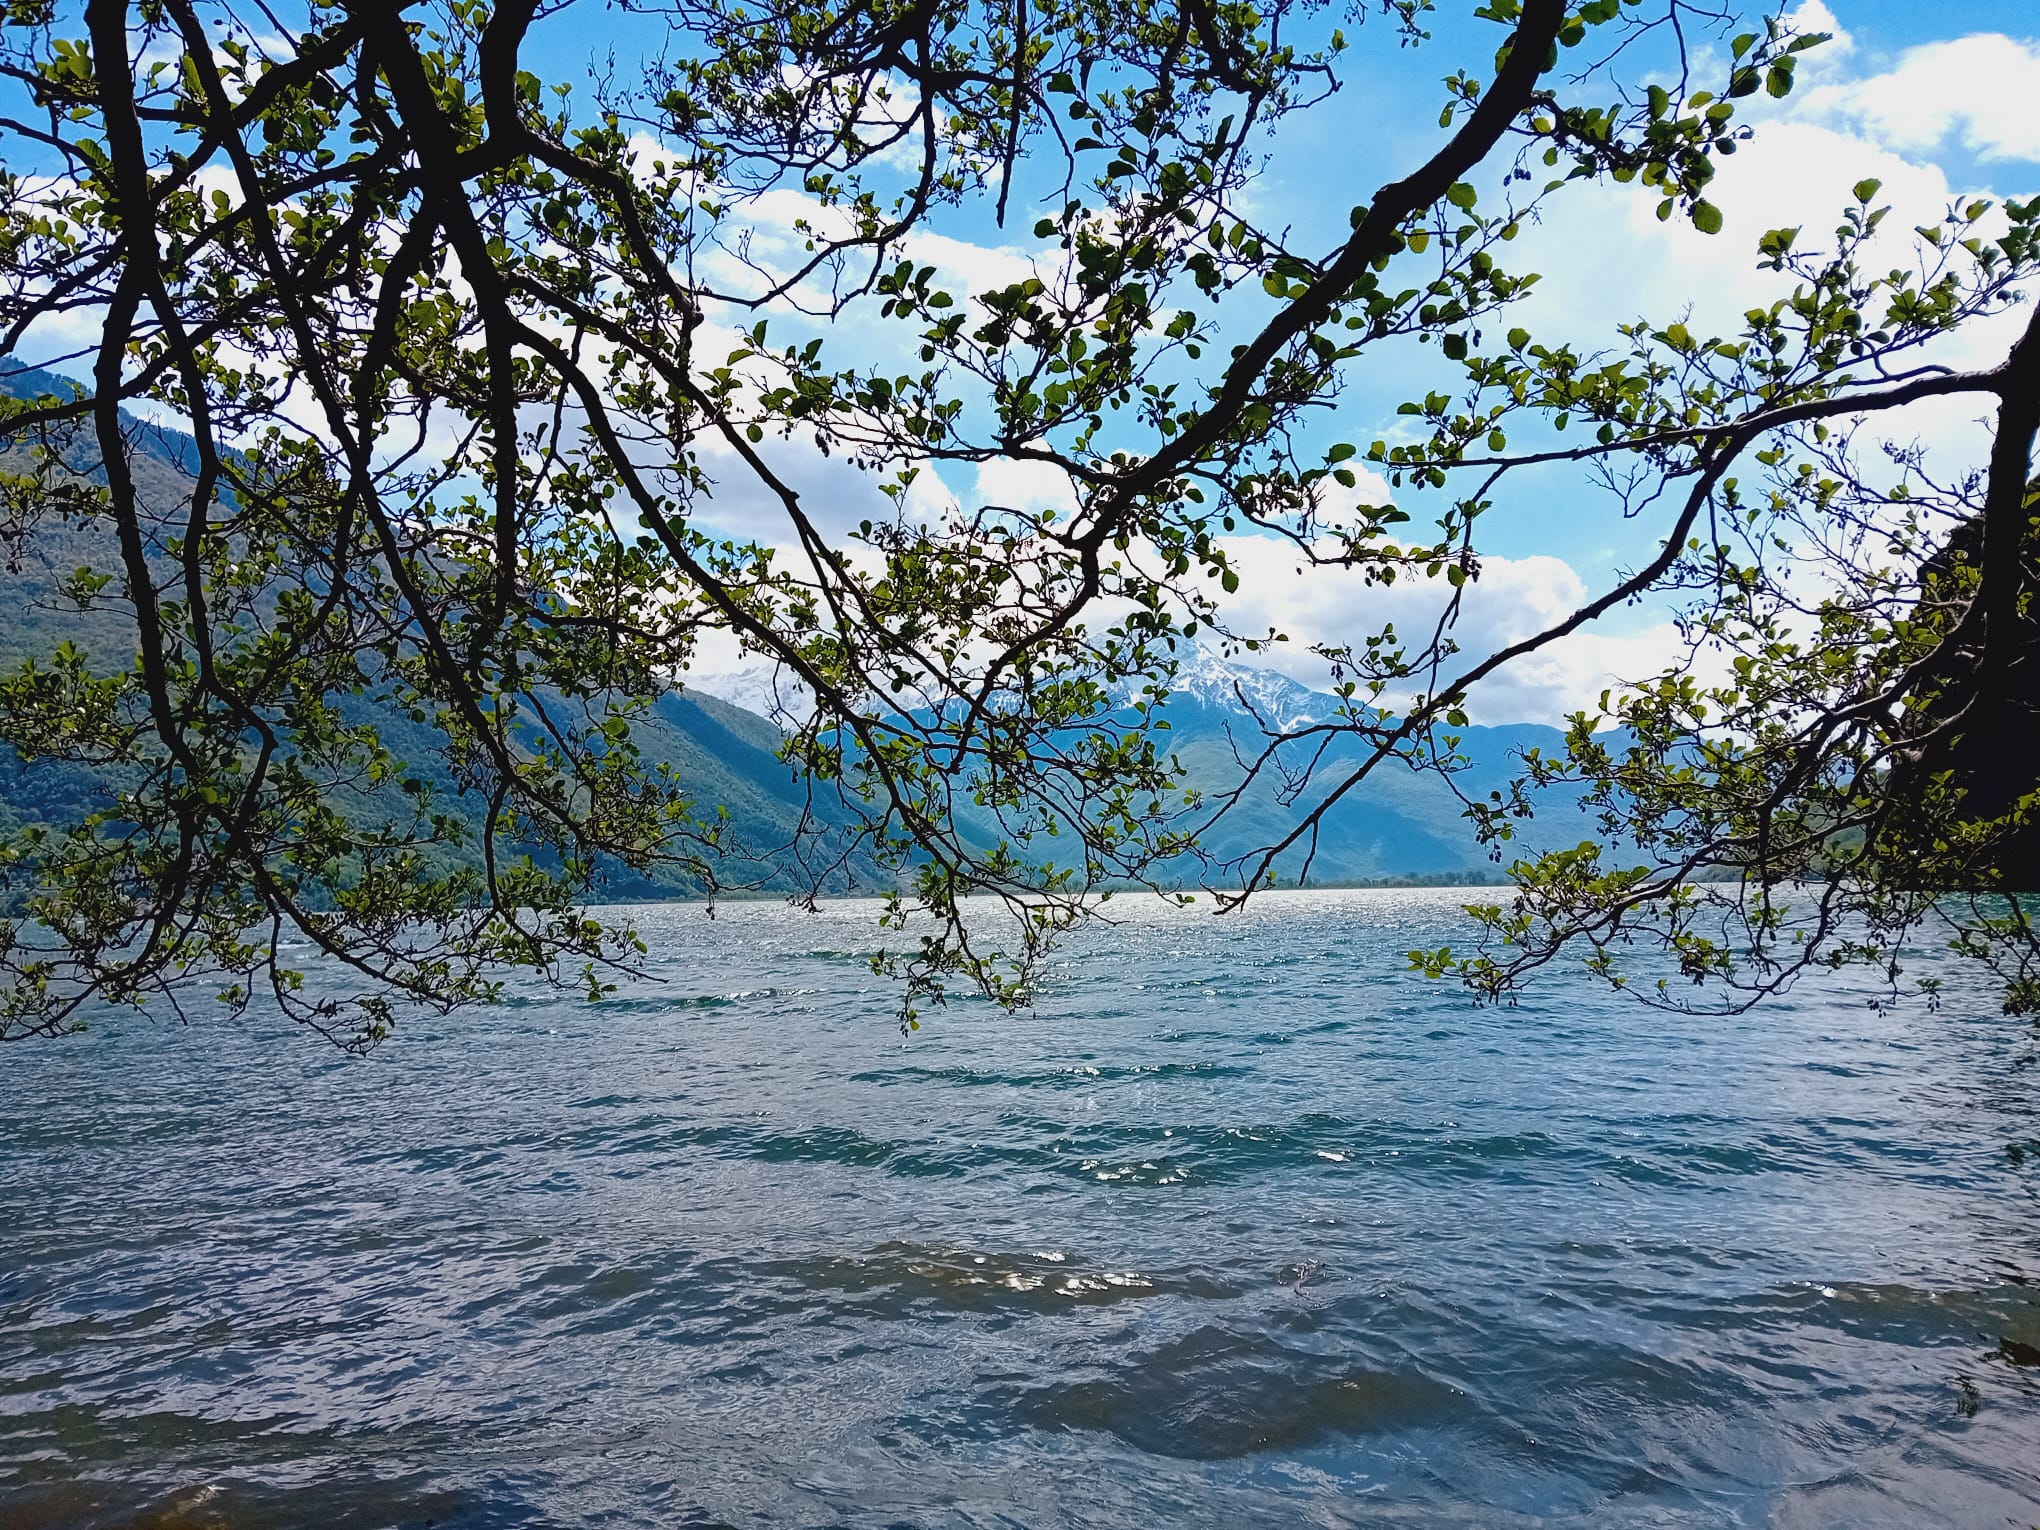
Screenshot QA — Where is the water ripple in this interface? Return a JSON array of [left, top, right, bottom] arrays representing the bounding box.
[[2, 889, 2036, 1527]]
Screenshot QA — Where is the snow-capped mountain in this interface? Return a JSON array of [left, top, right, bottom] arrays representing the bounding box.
[[688, 644, 1331, 730], [682, 661, 812, 723], [1137, 644, 1594, 883], [1158, 645, 1331, 731], [672, 640, 1589, 885]]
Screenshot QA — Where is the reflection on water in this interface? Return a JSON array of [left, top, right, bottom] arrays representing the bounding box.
[[2, 890, 2037, 1527]]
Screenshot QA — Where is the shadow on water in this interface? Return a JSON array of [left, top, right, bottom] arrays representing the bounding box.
[[0, 1478, 495, 1530], [1009, 1324, 1470, 1459]]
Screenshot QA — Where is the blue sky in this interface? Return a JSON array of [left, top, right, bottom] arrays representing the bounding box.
[[12, 1, 2038, 722], [620, 1, 2040, 718]]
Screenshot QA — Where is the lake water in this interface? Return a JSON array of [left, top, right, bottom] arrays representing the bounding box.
[[2, 890, 2037, 1527]]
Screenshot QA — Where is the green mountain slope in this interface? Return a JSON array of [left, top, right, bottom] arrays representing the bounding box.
[[0, 375, 888, 898], [3, 370, 1596, 895], [1134, 661, 1597, 886]]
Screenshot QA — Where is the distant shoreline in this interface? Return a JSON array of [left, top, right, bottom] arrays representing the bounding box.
[[588, 875, 1516, 907]]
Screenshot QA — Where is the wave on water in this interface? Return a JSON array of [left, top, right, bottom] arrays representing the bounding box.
[[3, 890, 2037, 1528]]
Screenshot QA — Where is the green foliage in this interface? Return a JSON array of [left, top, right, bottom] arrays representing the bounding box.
[[1407, 193, 2040, 1017], [2, 0, 2032, 1039]]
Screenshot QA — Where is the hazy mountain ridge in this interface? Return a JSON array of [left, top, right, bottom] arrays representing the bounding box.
[[688, 643, 1592, 885], [1142, 649, 1591, 886], [0, 374, 891, 898], [1, 373, 1588, 891]]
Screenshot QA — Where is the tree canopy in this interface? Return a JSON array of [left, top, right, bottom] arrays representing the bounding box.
[[1, 0, 2037, 1044]]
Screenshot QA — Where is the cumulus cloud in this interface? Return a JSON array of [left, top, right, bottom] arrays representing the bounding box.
[[653, 10, 2040, 728], [1796, 32, 2040, 164], [1512, 117, 1971, 350], [1539, 108, 2032, 497], [687, 425, 960, 545], [972, 457, 1080, 517], [687, 178, 1043, 311], [1346, 11, 2037, 724], [1206, 538, 1691, 723]]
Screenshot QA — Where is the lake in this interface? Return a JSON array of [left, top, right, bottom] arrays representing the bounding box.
[[2, 890, 2036, 1526]]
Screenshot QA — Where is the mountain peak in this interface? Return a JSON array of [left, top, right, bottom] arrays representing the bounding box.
[[1161, 645, 1328, 730], [682, 661, 811, 723]]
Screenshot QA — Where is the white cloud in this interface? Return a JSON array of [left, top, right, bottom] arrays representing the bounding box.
[[1501, 0, 2036, 386], [1298, 6, 2040, 724], [688, 424, 960, 544], [973, 457, 1079, 516], [685, 178, 1042, 314], [1513, 118, 1970, 349], [1782, 3, 1852, 62], [1796, 33, 2040, 163], [899, 229, 1040, 298], [1206, 537, 1690, 723], [1444, 18, 2040, 706]]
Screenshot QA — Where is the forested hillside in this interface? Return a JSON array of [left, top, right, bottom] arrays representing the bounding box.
[[2, 372, 1581, 897], [0, 374, 885, 898]]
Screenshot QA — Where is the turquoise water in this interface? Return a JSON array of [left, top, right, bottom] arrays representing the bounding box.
[[2, 890, 2036, 1527]]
